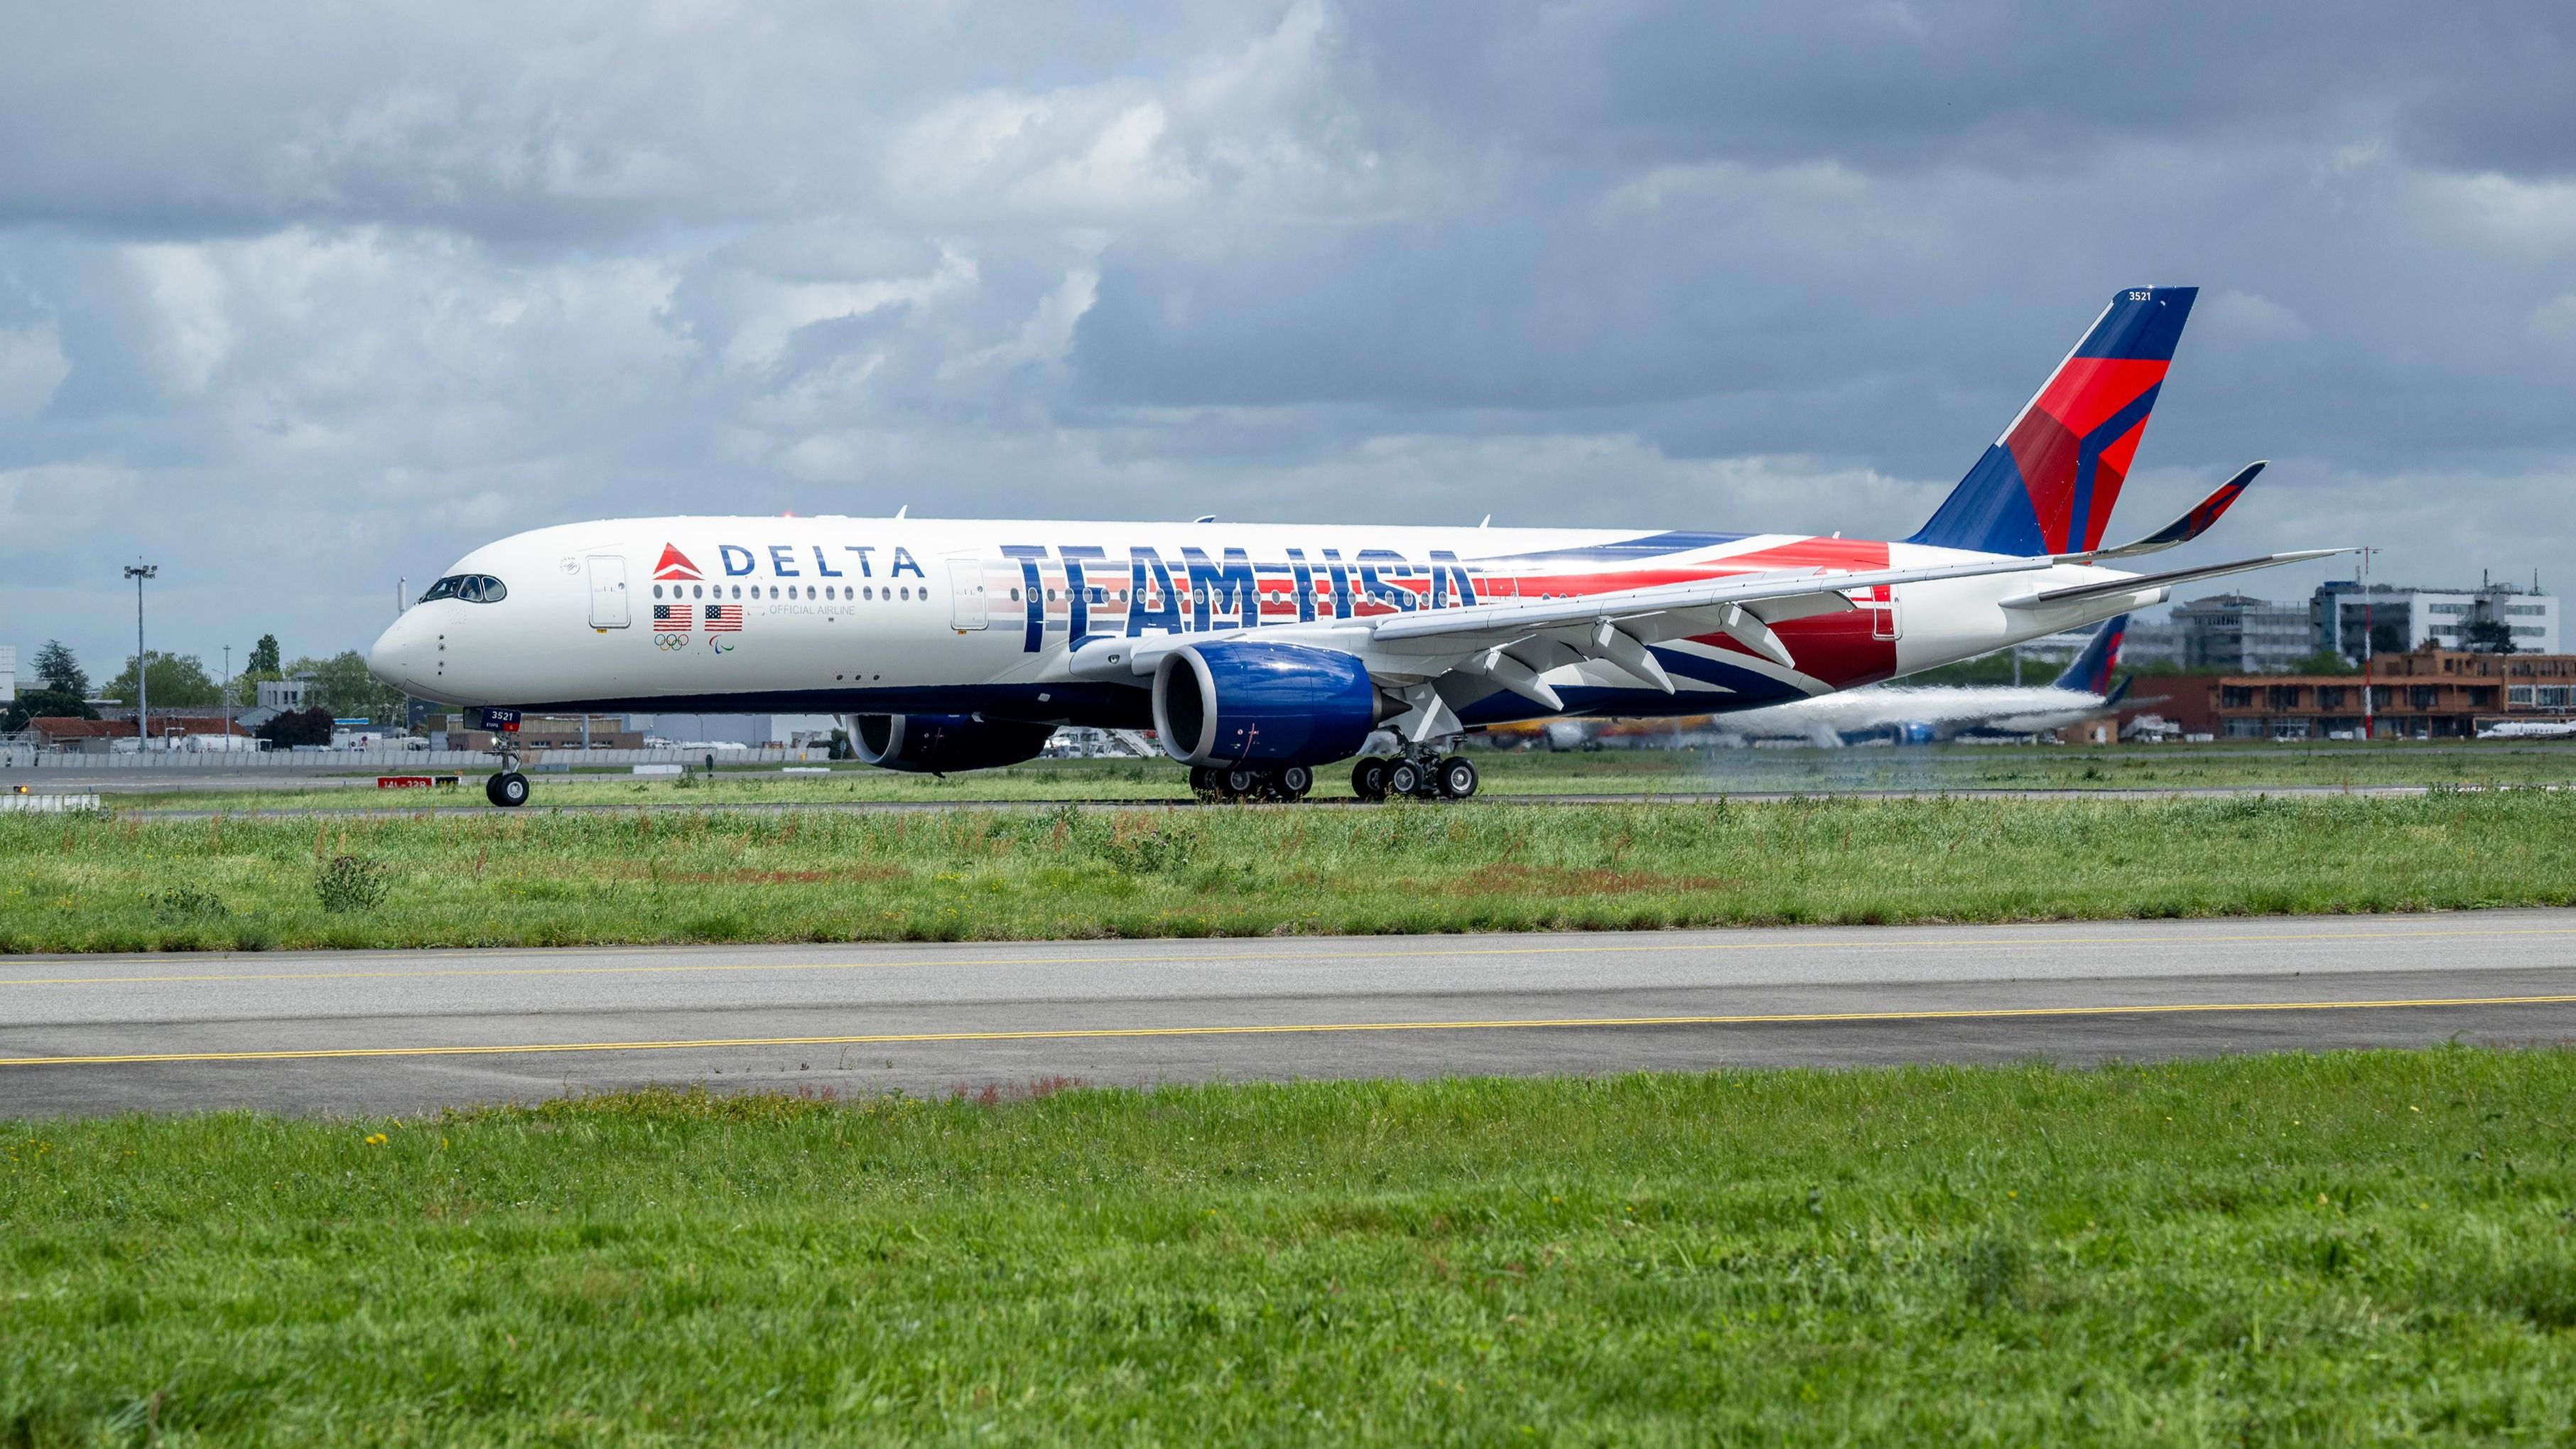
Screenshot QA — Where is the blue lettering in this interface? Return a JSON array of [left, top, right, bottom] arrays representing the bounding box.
[[1429, 551, 1477, 609], [1057, 544, 1108, 641], [720, 544, 754, 576], [769, 544, 801, 577], [1182, 546, 1258, 632], [844, 546, 875, 577], [891, 547, 924, 579], [1357, 549, 1415, 613], [1321, 548, 1353, 620], [813, 546, 843, 578], [1001, 545, 1047, 652], [1286, 548, 1318, 623], [1126, 547, 1184, 638]]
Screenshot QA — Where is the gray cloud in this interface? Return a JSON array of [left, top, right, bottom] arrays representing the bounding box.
[[5, 0, 2575, 677]]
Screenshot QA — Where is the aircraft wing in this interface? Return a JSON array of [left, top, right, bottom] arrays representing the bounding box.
[[2001, 548, 2353, 610]]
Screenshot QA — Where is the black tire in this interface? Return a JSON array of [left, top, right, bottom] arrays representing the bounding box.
[[485, 773, 507, 807], [1436, 756, 1479, 800], [1189, 766, 1220, 802], [1278, 764, 1313, 801], [1385, 759, 1423, 797], [492, 771, 531, 808], [1224, 765, 1262, 799], [1351, 757, 1388, 802]]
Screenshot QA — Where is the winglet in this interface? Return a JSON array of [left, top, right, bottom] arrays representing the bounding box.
[[2075, 461, 2263, 561]]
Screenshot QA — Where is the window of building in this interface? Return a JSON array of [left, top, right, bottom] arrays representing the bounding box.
[[2315, 686, 2346, 710], [2221, 686, 2254, 708], [2541, 686, 2571, 709], [2266, 686, 2302, 709], [2511, 685, 2536, 705], [2410, 686, 2440, 709], [2224, 718, 2264, 738]]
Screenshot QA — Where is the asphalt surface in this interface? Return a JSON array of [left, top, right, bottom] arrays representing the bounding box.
[[6, 910, 2572, 1116], [40, 782, 2543, 822]]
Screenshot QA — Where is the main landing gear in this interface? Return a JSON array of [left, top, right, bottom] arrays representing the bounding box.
[[1190, 763, 1314, 803], [1350, 745, 1479, 802]]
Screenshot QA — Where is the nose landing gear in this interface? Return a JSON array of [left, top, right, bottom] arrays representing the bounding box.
[[483, 737, 531, 807]]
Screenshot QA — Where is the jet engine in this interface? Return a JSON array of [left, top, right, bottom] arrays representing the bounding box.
[[1151, 640, 1389, 767], [849, 713, 1056, 773]]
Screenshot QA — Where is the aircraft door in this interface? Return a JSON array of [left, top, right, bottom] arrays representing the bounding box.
[[948, 559, 989, 631], [587, 555, 631, 629], [1865, 583, 1901, 641]]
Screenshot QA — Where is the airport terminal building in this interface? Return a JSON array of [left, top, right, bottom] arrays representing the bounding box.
[[2204, 648, 2576, 740]]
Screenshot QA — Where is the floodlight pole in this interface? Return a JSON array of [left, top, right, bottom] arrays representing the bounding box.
[[2358, 547, 2376, 742], [124, 562, 157, 744]]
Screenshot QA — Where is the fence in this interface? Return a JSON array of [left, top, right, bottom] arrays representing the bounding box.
[[1, 745, 830, 771]]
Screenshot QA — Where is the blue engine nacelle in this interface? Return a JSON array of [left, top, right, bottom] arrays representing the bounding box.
[[851, 713, 1056, 773], [1151, 640, 1387, 767], [1895, 721, 1940, 745]]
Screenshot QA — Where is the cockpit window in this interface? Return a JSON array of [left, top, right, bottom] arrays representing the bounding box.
[[419, 573, 507, 604]]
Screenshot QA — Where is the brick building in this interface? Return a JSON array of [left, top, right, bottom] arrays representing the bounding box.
[[2204, 649, 2576, 740]]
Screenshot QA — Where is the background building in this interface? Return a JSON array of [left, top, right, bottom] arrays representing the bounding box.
[[2170, 594, 2311, 673], [2204, 649, 2576, 740], [0, 645, 13, 703], [2312, 580, 2558, 658]]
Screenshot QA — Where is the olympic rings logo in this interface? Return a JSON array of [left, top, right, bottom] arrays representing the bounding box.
[[654, 633, 689, 651]]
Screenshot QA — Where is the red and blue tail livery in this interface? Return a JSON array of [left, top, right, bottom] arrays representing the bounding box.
[[1912, 286, 2197, 557], [2050, 613, 2130, 696]]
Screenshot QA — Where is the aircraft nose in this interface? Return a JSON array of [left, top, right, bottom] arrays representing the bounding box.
[[367, 610, 428, 696]]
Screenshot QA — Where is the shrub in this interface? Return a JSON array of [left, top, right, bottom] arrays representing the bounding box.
[[315, 855, 391, 913]]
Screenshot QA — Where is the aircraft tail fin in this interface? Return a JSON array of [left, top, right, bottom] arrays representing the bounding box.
[[1910, 286, 2197, 556], [2052, 613, 2131, 696]]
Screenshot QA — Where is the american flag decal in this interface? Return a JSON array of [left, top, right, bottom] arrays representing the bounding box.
[[704, 604, 743, 632], [653, 603, 691, 630]]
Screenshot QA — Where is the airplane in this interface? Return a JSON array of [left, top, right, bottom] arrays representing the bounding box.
[[366, 285, 2347, 807], [1513, 610, 2138, 749]]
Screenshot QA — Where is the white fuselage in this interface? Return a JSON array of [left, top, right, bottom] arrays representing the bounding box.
[[367, 515, 2160, 731]]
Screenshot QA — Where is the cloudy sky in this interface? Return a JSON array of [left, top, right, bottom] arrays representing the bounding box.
[[6, 0, 2573, 676]]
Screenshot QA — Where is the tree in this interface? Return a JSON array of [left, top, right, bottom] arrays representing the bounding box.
[[288, 651, 406, 724], [247, 634, 281, 675], [2287, 650, 2358, 676], [2, 688, 97, 733], [31, 640, 86, 698], [2464, 619, 2518, 654], [256, 706, 335, 748], [103, 652, 222, 710]]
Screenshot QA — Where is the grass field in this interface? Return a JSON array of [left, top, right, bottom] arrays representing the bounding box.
[[5, 1048, 2572, 1443], [5, 790, 2573, 953], [75, 738, 2576, 815]]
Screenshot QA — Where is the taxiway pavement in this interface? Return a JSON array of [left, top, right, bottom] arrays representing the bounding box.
[[4, 910, 2571, 1116]]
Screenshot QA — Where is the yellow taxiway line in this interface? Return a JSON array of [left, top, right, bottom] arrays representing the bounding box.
[[6, 924, 2575, 990], [6, 992, 2574, 1067]]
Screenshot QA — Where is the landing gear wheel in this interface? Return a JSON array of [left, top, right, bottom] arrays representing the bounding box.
[[1436, 756, 1479, 800], [1385, 758, 1424, 798], [1351, 757, 1390, 802], [1277, 764, 1313, 802], [1224, 765, 1262, 799], [1190, 766, 1221, 802], [487, 771, 530, 808]]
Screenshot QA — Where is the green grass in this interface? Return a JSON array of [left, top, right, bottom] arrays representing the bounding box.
[[90, 739, 2576, 816], [5, 1049, 2574, 1443], [6, 790, 2575, 953]]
